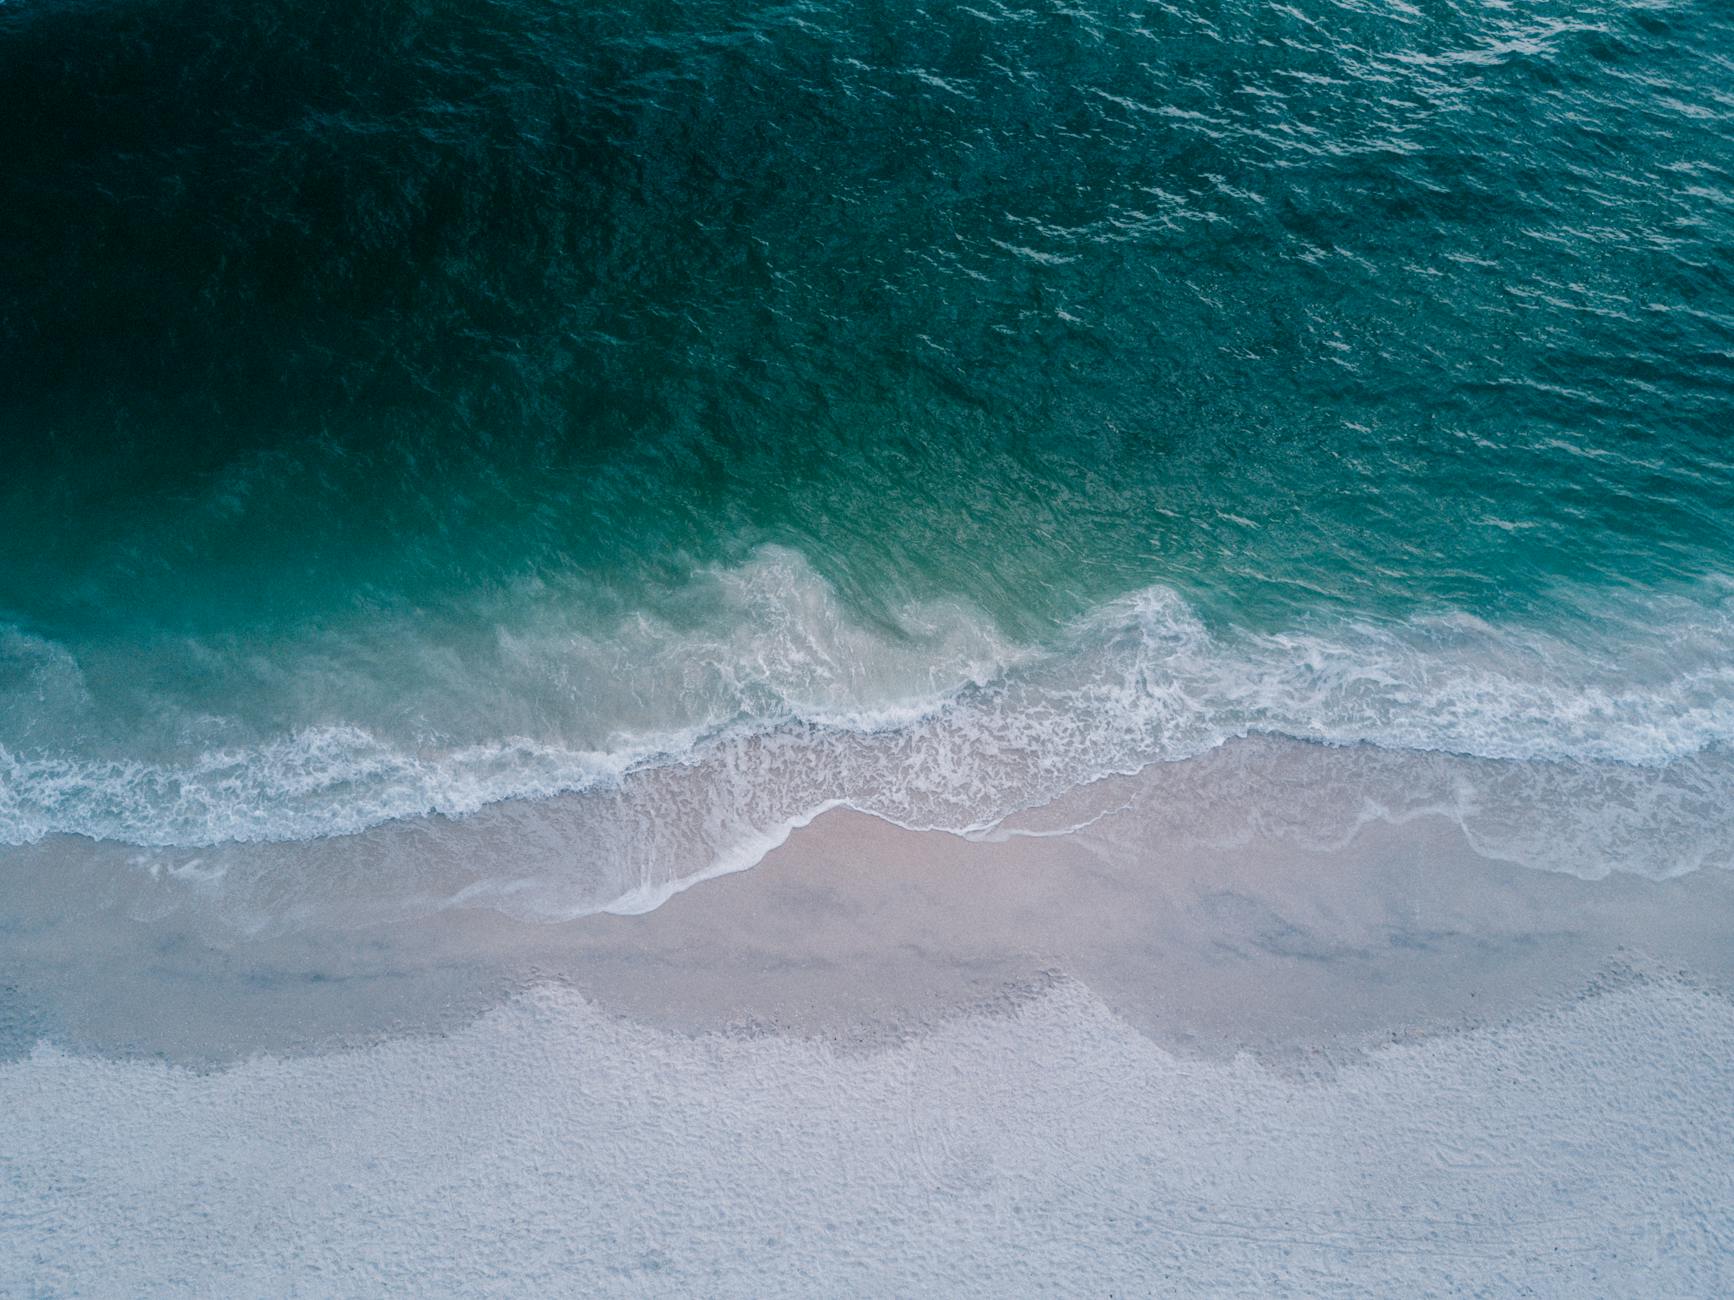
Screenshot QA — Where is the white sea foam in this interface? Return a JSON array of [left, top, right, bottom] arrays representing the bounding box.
[[2, 548, 1732, 901]]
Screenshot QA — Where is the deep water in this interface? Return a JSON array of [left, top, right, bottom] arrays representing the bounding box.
[[2, 0, 1732, 880]]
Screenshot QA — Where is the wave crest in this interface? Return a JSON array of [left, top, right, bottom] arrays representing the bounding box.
[[3, 550, 1732, 893]]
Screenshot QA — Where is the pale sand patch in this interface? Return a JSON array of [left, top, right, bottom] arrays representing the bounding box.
[[3, 965, 1731, 1296]]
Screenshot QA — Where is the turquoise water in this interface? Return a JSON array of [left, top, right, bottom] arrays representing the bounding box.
[[2, 0, 1732, 883]]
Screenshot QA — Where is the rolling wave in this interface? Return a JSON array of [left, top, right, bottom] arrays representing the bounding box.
[[4, 549, 1730, 892]]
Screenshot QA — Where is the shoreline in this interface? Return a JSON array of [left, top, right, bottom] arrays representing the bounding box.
[[3, 749, 1732, 1066]]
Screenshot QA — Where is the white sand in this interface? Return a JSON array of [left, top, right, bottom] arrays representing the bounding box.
[[5, 971, 1732, 1297]]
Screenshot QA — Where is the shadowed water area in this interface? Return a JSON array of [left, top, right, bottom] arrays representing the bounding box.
[[1, 0, 1732, 865]]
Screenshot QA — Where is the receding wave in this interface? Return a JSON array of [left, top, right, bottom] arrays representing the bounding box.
[[3, 549, 1731, 898]]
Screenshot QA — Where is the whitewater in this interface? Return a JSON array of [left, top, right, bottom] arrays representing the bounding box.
[[4, 549, 1731, 926]]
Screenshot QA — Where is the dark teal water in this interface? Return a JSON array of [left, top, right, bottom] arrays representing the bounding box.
[[2, 0, 1732, 865]]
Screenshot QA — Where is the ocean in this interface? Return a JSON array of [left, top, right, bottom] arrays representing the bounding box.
[[3, 0, 1733, 921]]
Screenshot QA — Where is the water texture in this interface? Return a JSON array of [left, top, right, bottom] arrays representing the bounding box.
[[2, 0, 1732, 893]]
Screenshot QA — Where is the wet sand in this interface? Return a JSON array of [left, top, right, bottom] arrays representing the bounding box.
[[4, 790, 1733, 1066]]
